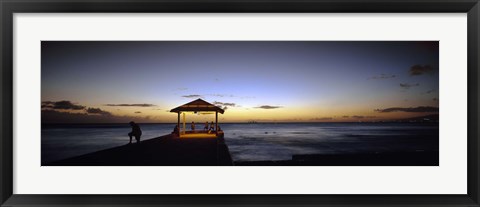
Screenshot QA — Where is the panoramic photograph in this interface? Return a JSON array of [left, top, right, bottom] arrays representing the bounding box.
[[41, 41, 439, 166]]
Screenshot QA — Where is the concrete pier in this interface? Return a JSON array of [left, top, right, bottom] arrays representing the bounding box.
[[49, 133, 233, 166]]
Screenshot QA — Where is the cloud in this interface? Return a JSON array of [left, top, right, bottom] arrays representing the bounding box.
[[105, 103, 156, 107], [212, 101, 239, 111], [134, 111, 142, 113], [86, 107, 111, 115], [188, 93, 253, 99], [342, 116, 349, 118], [400, 83, 419, 89], [213, 101, 236, 107], [208, 94, 235, 98], [41, 101, 157, 123], [311, 117, 333, 121], [433, 98, 438, 101], [41, 110, 154, 123], [368, 74, 396, 80], [182, 94, 202, 98], [42, 101, 85, 110], [176, 87, 188, 91], [352, 115, 365, 119], [374, 106, 439, 113], [425, 89, 435, 94], [255, 105, 283, 109], [351, 115, 377, 119], [409, 64, 436, 76]]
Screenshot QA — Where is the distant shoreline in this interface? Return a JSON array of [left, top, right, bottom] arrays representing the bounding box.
[[41, 113, 439, 125], [41, 121, 439, 125]]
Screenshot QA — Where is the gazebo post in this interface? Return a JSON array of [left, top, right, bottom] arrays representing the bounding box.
[[215, 111, 218, 136], [183, 112, 186, 135], [177, 112, 180, 137]]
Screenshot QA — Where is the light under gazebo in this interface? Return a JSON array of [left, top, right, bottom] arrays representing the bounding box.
[[170, 98, 225, 138]]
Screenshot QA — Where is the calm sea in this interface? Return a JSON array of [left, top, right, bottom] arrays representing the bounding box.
[[41, 123, 439, 164]]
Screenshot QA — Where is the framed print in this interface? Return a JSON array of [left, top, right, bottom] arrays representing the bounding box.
[[1, 0, 479, 206]]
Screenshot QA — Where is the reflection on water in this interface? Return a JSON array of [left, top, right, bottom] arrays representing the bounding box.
[[42, 123, 438, 164]]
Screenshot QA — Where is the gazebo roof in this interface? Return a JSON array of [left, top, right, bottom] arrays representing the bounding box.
[[170, 98, 225, 114]]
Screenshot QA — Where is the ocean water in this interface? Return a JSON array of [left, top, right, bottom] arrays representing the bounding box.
[[41, 123, 439, 164]]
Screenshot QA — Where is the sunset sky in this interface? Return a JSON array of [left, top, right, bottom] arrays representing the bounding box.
[[41, 41, 439, 123]]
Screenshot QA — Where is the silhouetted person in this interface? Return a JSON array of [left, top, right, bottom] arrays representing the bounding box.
[[209, 121, 215, 131], [191, 121, 195, 131], [204, 122, 209, 131], [128, 121, 142, 144], [172, 124, 179, 136]]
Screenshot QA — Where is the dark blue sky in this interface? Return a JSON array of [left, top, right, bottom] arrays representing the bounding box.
[[41, 41, 439, 123]]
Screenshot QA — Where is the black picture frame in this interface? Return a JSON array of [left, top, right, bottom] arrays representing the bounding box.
[[1, 0, 479, 206]]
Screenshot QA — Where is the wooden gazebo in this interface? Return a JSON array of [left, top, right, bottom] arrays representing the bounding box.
[[170, 98, 225, 137]]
